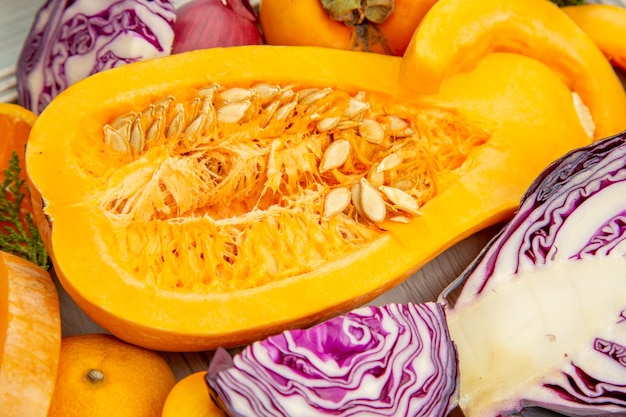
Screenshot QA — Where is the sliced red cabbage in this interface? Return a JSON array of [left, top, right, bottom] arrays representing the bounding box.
[[16, 0, 176, 114], [453, 132, 626, 307], [206, 302, 459, 417], [441, 131, 626, 416]]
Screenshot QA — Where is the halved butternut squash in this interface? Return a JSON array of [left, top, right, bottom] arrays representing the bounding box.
[[26, 45, 595, 351]]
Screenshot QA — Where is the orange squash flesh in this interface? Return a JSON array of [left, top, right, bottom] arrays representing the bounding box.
[[400, 0, 626, 140], [26, 46, 593, 352], [0, 250, 61, 417]]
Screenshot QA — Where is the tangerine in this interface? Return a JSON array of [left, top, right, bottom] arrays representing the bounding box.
[[47, 333, 176, 417], [162, 371, 227, 417]]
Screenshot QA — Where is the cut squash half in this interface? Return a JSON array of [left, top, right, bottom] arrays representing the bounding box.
[[27, 46, 594, 351]]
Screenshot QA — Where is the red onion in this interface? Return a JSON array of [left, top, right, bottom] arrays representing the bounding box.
[[172, 0, 264, 53]]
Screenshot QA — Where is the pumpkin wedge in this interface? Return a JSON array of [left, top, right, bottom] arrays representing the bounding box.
[[0, 250, 61, 417], [0, 102, 46, 265], [400, 0, 626, 139], [26, 45, 593, 352]]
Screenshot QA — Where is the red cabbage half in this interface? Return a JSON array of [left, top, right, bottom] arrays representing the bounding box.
[[16, 0, 176, 114], [441, 131, 626, 416], [206, 302, 459, 417]]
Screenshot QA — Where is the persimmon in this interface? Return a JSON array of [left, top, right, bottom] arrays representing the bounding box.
[[259, 0, 439, 56]]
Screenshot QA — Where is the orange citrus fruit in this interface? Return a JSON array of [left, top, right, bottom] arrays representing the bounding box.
[[162, 371, 227, 417], [47, 333, 176, 417]]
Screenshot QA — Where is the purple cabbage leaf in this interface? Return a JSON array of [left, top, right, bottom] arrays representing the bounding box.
[[17, 0, 176, 114], [206, 302, 459, 417], [441, 131, 626, 416]]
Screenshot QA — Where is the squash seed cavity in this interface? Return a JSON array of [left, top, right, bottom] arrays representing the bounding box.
[[94, 83, 490, 292]]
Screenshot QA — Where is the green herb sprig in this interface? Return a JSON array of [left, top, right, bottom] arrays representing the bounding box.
[[0, 151, 49, 269]]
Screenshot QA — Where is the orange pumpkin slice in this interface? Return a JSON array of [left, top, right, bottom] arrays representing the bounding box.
[[0, 103, 38, 236], [400, 0, 626, 139], [0, 103, 36, 173], [0, 250, 61, 417], [26, 45, 593, 352]]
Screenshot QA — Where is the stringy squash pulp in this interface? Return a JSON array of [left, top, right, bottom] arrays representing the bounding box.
[[98, 85, 487, 292], [26, 46, 594, 351]]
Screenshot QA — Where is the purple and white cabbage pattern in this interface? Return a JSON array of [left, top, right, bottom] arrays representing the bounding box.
[[455, 132, 626, 307], [207, 302, 459, 417], [446, 131, 626, 416], [17, 0, 176, 114]]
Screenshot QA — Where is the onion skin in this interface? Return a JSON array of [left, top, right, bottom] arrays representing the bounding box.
[[172, 0, 264, 54], [206, 302, 459, 417]]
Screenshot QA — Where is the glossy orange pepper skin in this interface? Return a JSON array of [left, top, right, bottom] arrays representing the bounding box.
[[259, 0, 438, 56], [563, 4, 626, 71]]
